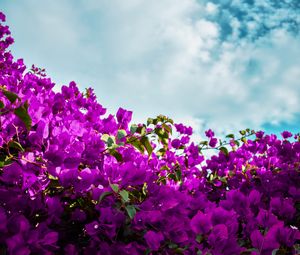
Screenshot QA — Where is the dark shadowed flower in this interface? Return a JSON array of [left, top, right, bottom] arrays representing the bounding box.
[[190, 211, 211, 234], [207, 224, 228, 250], [144, 230, 164, 251], [281, 131, 292, 139]]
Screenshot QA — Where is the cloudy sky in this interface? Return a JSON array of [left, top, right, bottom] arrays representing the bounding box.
[[2, 0, 300, 137]]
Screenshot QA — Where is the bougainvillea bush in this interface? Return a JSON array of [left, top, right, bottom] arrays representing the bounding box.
[[0, 12, 299, 255]]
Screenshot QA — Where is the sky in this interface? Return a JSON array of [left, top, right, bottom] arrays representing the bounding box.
[[1, 0, 300, 138]]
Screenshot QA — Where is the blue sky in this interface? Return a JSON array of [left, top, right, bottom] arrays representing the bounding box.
[[1, 0, 300, 137]]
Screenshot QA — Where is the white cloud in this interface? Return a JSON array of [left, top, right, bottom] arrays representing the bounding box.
[[2, 0, 300, 137], [205, 2, 219, 15]]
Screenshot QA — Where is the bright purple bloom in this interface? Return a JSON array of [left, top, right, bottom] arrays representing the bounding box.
[[116, 107, 132, 129], [256, 131, 264, 139], [209, 137, 218, 147], [205, 129, 215, 138], [171, 139, 181, 149]]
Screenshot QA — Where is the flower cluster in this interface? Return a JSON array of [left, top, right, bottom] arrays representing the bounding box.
[[0, 12, 299, 254]]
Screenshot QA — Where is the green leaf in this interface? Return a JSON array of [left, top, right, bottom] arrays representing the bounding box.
[[8, 141, 24, 152], [155, 128, 168, 139], [99, 191, 113, 202], [14, 102, 32, 131], [125, 205, 136, 219], [128, 137, 145, 153], [109, 149, 123, 162], [168, 173, 176, 181], [167, 118, 174, 125], [110, 183, 119, 193], [152, 118, 158, 125], [117, 129, 127, 140], [0, 157, 13, 167], [144, 248, 151, 255], [241, 137, 247, 143], [226, 134, 235, 139], [157, 115, 167, 122], [107, 137, 115, 147], [196, 234, 203, 243], [1, 88, 20, 103], [136, 125, 147, 136], [156, 148, 166, 157], [161, 138, 169, 146], [160, 165, 169, 171], [219, 146, 229, 156], [48, 174, 58, 180], [133, 140, 145, 153], [239, 130, 246, 135], [130, 124, 138, 134], [142, 182, 147, 196], [219, 176, 227, 184], [140, 136, 153, 156], [77, 197, 85, 207], [156, 176, 166, 185], [146, 118, 153, 126], [101, 134, 110, 142], [162, 123, 172, 134], [0, 100, 4, 109], [234, 140, 240, 147], [271, 249, 279, 255], [175, 167, 182, 182], [168, 243, 178, 249], [119, 190, 129, 202]]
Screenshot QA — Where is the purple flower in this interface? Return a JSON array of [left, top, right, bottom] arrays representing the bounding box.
[[59, 168, 79, 187], [40, 231, 58, 245], [207, 224, 228, 248], [270, 197, 296, 220], [281, 131, 292, 139], [250, 224, 281, 253], [64, 244, 78, 255], [174, 123, 193, 135], [171, 139, 181, 149], [144, 230, 164, 251], [120, 162, 147, 186], [6, 234, 30, 255], [276, 225, 300, 247], [85, 221, 100, 236], [205, 129, 215, 138], [256, 209, 279, 229], [0, 207, 7, 232], [116, 107, 132, 129], [209, 137, 218, 148], [0, 12, 6, 22], [248, 190, 261, 207], [1, 163, 23, 185], [190, 211, 211, 234], [256, 131, 264, 139]]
